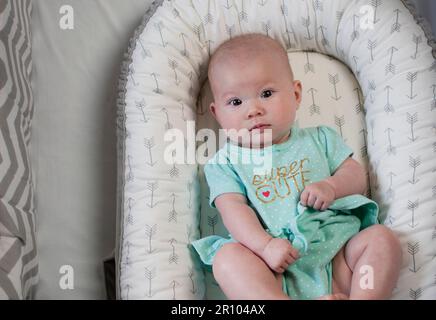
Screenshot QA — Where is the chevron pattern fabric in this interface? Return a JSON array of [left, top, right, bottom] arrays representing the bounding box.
[[0, 0, 38, 299]]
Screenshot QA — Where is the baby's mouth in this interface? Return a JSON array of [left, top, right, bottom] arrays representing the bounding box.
[[249, 124, 271, 132]]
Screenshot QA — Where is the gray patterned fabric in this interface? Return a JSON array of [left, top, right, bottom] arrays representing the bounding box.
[[0, 0, 38, 299]]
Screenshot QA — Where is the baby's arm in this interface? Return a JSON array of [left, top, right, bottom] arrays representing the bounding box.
[[300, 157, 367, 210], [325, 157, 367, 198], [214, 193, 299, 273]]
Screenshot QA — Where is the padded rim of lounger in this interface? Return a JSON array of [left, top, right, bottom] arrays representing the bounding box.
[[116, 0, 165, 299], [116, 0, 436, 299]]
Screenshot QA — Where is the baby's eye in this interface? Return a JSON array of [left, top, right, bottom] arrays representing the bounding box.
[[228, 98, 242, 106], [261, 90, 273, 98]]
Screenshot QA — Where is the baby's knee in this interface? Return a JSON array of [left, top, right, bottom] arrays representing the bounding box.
[[212, 243, 245, 276], [368, 225, 402, 259]]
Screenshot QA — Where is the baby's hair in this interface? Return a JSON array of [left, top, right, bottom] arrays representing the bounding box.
[[208, 33, 294, 81]]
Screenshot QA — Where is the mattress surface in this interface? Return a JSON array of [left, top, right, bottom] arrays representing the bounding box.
[[31, 0, 154, 299]]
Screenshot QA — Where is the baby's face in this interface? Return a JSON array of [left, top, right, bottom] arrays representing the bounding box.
[[209, 50, 302, 148]]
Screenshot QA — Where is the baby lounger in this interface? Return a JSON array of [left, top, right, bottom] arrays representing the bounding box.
[[116, 0, 436, 299]]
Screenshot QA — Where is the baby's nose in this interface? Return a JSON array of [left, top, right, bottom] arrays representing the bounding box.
[[247, 102, 265, 118]]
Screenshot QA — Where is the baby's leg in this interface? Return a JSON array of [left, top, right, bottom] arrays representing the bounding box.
[[212, 242, 289, 300], [332, 225, 402, 299]]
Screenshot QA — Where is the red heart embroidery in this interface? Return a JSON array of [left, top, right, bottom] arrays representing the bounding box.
[[262, 191, 270, 198]]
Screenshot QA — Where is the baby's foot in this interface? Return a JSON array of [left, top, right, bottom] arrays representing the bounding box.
[[317, 293, 349, 300]]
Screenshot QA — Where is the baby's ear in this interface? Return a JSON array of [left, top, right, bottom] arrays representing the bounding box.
[[293, 80, 302, 106], [209, 102, 217, 119]]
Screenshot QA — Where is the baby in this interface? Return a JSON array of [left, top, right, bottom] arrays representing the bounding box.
[[191, 34, 402, 300]]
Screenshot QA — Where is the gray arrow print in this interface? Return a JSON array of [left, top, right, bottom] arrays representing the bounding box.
[[391, 9, 401, 33], [406, 72, 418, 99], [225, 24, 235, 39], [371, 0, 382, 24], [367, 39, 376, 63], [354, 87, 364, 114], [368, 80, 377, 104], [136, 99, 149, 123], [127, 155, 134, 182], [145, 224, 157, 253], [150, 73, 163, 94], [154, 21, 168, 47], [360, 128, 368, 158], [329, 74, 341, 100], [168, 193, 178, 222], [281, 0, 296, 48], [123, 241, 132, 268], [144, 137, 157, 166], [205, 39, 214, 57], [318, 25, 329, 47], [169, 163, 180, 178], [409, 288, 422, 300], [304, 52, 315, 74], [301, 15, 313, 40], [128, 65, 137, 86], [138, 39, 152, 60], [169, 238, 179, 264], [308, 88, 320, 115], [408, 241, 420, 272], [208, 214, 218, 234], [385, 46, 398, 75], [386, 172, 397, 200], [384, 86, 395, 114], [170, 279, 180, 300], [352, 56, 361, 78], [168, 58, 181, 86], [385, 127, 396, 155], [144, 266, 156, 298], [161, 107, 173, 130], [126, 198, 135, 226], [203, 0, 214, 25], [188, 268, 198, 295], [146, 181, 159, 208], [262, 20, 272, 37], [351, 14, 360, 41], [192, 23, 204, 42], [411, 34, 422, 59], [407, 112, 419, 141], [238, 0, 248, 24], [408, 155, 421, 184], [334, 115, 345, 138], [407, 199, 419, 228], [313, 0, 323, 11]]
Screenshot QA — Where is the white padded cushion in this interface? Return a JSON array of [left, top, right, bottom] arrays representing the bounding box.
[[117, 0, 436, 299]]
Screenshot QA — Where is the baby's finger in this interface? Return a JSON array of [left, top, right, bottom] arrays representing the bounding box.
[[300, 190, 309, 206], [321, 202, 330, 211], [288, 246, 299, 260], [275, 266, 285, 274], [313, 198, 324, 210], [285, 255, 295, 266], [307, 193, 317, 207]]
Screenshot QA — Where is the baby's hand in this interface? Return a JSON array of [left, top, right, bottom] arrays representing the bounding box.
[[260, 238, 299, 273], [300, 180, 336, 211]]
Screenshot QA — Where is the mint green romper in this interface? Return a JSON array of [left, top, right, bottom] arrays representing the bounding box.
[[191, 125, 379, 300]]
